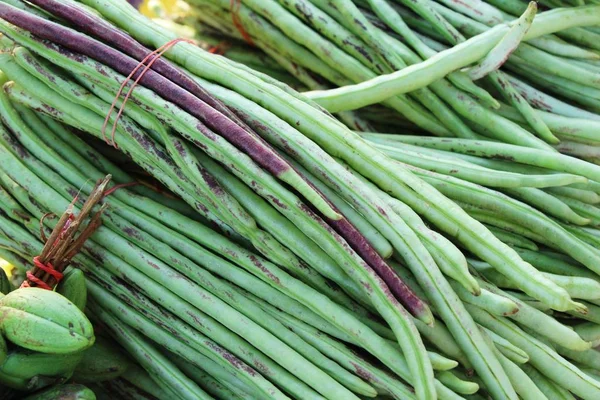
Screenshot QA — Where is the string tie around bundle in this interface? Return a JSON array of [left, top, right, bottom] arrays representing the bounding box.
[[101, 38, 195, 148]]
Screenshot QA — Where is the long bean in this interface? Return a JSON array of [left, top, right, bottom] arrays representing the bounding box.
[[502, 187, 589, 225], [487, 226, 538, 251], [168, 356, 247, 400], [477, 278, 590, 351], [320, 0, 549, 149], [371, 136, 600, 183], [495, 352, 546, 400], [567, 301, 600, 325], [513, 249, 600, 281], [547, 187, 600, 205], [467, 3, 536, 80], [557, 347, 600, 371], [520, 364, 576, 400], [368, 140, 582, 188], [483, 329, 529, 364], [306, 0, 478, 140], [450, 282, 518, 317], [467, 305, 600, 399], [504, 73, 600, 120], [304, 6, 600, 111], [86, 301, 214, 400], [574, 323, 600, 346], [364, 0, 500, 108]]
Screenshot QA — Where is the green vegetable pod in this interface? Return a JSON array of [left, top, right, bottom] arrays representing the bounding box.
[[73, 336, 132, 383], [56, 268, 87, 311], [0, 347, 84, 391], [23, 384, 96, 400], [0, 287, 95, 354]]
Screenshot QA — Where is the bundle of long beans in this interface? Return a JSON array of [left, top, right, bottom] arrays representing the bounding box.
[[0, 0, 599, 399], [187, 0, 600, 156]]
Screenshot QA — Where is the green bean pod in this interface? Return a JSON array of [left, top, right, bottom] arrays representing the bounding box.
[[557, 347, 600, 371], [468, 3, 536, 80], [521, 364, 576, 400], [503, 187, 590, 226], [372, 142, 579, 188], [451, 282, 519, 317], [482, 328, 530, 364], [87, 299, 214, 400], [478, 278, 590, 351], [487, 226, 538, 251], [468, 305, 600, 399], [547, 187, 600, 205], [436, 371, 479, 395], [497, 353, 546, 400]]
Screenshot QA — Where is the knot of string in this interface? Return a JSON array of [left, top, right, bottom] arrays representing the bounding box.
[[102, 38, 195, 149]]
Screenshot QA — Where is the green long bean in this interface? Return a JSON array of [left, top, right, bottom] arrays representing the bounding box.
[[304, 6, 600, 111], [86, 298, 214, 400], [495, 352, 546, 400], [467, 305, 600, 399]]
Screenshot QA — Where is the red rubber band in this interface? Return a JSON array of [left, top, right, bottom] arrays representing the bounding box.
[[33, 256, 64, 283], [25, 272, 52, 290], [230, 0, 254, 46], [102, 38, 194, 149]]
